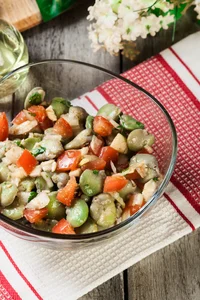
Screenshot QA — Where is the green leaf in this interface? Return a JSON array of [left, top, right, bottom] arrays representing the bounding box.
[[32, 146, 46, 157], [29, 92, 42, 105], [28, 191, 38, 202], [153, 177, 159, 182], [93, 170, 99, 175]]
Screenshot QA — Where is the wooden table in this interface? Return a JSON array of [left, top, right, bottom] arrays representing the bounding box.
[[21, 1, 200, 299]]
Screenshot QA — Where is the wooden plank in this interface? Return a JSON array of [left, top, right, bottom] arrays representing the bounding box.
[[127, 229, 200, 300], [79, 274, 124, 300], [0, 0, 42, 32]]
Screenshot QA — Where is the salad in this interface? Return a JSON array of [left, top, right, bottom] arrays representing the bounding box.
[[0, 87, 161, 235]]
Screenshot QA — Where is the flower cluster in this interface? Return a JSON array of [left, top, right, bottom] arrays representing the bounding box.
[[87, 0, 199, 56]]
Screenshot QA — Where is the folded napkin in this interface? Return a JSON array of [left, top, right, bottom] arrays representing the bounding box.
[[0, 32, 200, 300]]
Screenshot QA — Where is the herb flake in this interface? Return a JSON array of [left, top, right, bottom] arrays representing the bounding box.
[[32, 146, 46, 157], [28, 191, 37, 202]]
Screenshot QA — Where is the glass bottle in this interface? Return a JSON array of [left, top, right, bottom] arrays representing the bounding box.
[[0, 19, 29, 78]]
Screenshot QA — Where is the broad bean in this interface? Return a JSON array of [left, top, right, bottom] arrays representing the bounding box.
[[67, 199, 89, 227], [85, 115, 94, 129], [80, 170, 104, 197], [127, 129, 155, 151], [76, 217, 98, 234], [120, 114, 144, 131], [97, 103, 121, 120], [90, 193, 116, 228], [51, 97, 71, 118], [0, 182, 18, 207], [24, 87, 45, 108], [119, 181, 136, 200], [1, 199, 24, 220], [47, 192, 66, 220]]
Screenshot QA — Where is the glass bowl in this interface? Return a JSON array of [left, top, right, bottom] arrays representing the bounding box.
[[0, 60, 177, 249]]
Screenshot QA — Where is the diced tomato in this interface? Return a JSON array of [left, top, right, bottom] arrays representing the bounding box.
[[126, 194, 145, 216], [57, 150, 81, 172], [53, 118, 73, 138], [39, 117, 53, 131], [28, 105, 47, 122], [24, 208, 48, 223], [125, 170, 141, 180], [57, 176, 77, 206], [52, 218, 75, 234], [17, 149, 37, 174], [89, 135, 104, 156], [134, 180, 145, 191], [103, 175, 128, 192], [12, 110, 28, 125], [99, 146, 119, 168], [93, 116, 113, 137], [81, 158, 106, 171], [0, 112, 9, 141]]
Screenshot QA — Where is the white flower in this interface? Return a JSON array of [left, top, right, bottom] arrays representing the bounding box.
[[159, 13, 174, 30], [87, 0, 185, 56], [194, 0, 200, 19]]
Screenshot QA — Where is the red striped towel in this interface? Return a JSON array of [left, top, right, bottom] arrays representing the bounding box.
[[0, 32, 199, 300]]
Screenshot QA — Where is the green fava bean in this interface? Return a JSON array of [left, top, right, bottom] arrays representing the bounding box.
[[85, 115, 94, 129], [80, 170, 104, 197], [24, 87, 45, 109], [32, 219, 58, 232], [0, 182, 18, 207], [47, 192, 66, 220], [80, 194, 91, 203], [119, 181, 136, 200], [1, 199, 24, 220], [35, 177, 48, 192], [0, 162, 10, 182], [67, 199, 89, 228], [76, 217, 98, 234], [97, 103, 121, 120], [51, 97, 71, 118], [127, 129, 155, 151], [90, 193, 116, 228], [23, 137, 42, 151], [120, 114, 144, 131], [19, 178, 35, 192]]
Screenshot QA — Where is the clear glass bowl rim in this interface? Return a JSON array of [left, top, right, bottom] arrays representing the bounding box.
[[0, 59, 177, 241]]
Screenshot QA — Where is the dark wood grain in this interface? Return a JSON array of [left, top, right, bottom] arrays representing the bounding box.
[[80, 273, 125, 300], [127, 229, 200, 300]]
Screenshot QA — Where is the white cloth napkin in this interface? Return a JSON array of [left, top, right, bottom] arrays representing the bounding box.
[[0, 32, 200, 300]]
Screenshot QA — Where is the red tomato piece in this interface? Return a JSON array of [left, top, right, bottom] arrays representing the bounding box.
[[57, 176, 77, 206], [28, 105, 47, 122], [81, 158, 106, 171], [99, 146, 119, 168], [0, 112, 9, 141], [17, 149, 37, 174], [126, 195, 145, 216], [12, 110, 28, 125], [125, 170, 141, 180], [93, 116, 113, 137], [39, 117, 53, 131], [24, 208, 48, 223], [52, 218, 75, 234], [57, 150, 81, 171], [89, 135, 104, 156], [53, 118, 73, 138], [103, 175, 128, 192]]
